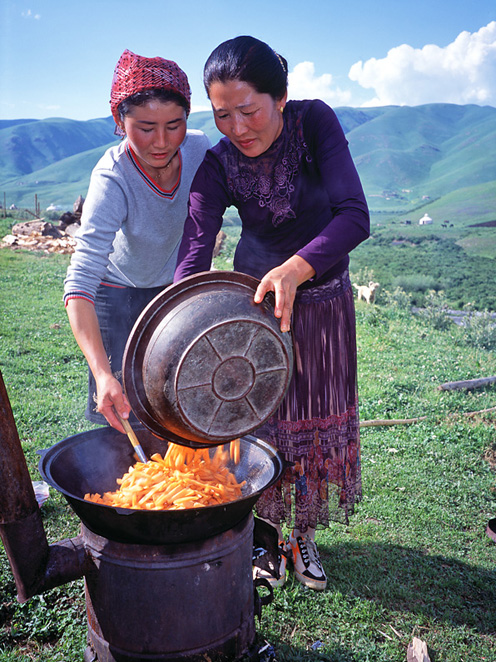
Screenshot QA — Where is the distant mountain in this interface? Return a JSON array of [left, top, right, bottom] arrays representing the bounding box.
[[0, 116, 116, 181], [347, 104, 496, 203], [0, 104, 494, 214]]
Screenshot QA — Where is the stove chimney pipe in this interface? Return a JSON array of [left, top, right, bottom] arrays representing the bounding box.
[[0, 370, 85, 602]]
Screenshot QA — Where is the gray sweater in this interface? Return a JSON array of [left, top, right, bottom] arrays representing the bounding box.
[[64, 129, 210, 304]]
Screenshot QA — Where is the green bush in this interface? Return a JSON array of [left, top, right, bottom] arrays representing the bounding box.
[[379, 286, 413, 312], [350, 266, 377, 287], [392, 273, 440, 292], [350, 230, 496, 311], [417, 290, 452, 330], [462, 304, 496, 351]]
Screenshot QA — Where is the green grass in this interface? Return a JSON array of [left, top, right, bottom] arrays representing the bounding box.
[[348, 229, 496, 310], [1, 239, 496, 661]]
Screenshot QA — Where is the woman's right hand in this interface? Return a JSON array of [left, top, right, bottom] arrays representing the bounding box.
[[254, 255, 316, 332], [94, 372, 131, 432]]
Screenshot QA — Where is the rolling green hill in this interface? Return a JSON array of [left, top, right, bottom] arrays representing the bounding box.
[[349, 104, 496, 205], [0, 104, 494, 217], [0, 112, 222, 209], [0, 117, 116, 181]]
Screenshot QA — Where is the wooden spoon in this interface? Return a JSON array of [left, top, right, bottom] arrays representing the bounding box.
[[117, 414, 148, 463]]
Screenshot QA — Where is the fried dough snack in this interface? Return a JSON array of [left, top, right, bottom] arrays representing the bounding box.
[[84, 441, 245, 511]]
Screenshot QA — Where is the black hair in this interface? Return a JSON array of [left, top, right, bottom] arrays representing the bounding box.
[[117, 88, 189, 122], [203, 36, 288, 101]]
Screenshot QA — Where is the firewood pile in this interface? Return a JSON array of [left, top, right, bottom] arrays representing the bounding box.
[[2, 198, 225, 258], [1, 196, 84, 255], [1, 220, 77, 255]]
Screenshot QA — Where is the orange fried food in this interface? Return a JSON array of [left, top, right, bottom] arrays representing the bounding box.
[[84, 442, 245, 511]]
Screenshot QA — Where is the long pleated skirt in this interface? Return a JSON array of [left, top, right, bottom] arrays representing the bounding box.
[[255, 268, 361, 530]]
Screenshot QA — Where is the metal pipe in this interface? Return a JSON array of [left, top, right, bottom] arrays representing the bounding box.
[[0, 370, 85, 602], [0, 371, 40, 520]]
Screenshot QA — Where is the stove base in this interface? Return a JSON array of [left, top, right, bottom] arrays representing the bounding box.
[[84, 631, 260, 662], [82, 515, 256, 661], [84, 635, 275, 662]]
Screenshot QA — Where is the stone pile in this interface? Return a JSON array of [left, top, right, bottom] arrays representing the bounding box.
[[1, 220, 77, 254]]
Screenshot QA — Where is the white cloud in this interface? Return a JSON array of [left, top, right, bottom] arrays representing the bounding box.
[[349, 22, 496, 107], [21, 9, 41, 19], [288, 61, 352, 106], [191, 104, 212, 113]]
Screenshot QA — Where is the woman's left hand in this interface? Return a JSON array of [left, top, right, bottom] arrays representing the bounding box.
[[253, 256, 315, 332]]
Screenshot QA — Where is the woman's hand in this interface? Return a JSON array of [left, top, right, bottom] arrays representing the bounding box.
[[94, 372, 131, 432], [253, 256, 315, 332]]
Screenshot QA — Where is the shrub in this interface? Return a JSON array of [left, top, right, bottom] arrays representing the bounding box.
[[349, 266, 377, 286], [461, 303, 496, 351], [392, 273, 440, 293], [418, 290, 452, 330], [380, 286, 412, 313]]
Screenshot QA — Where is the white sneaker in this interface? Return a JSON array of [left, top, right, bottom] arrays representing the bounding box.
[[253, 540, 288, 588], [288, 531, 327, 591]]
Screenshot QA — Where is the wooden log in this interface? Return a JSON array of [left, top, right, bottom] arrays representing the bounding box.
[[462, 405, 496, 418], [407, 637, 431, 662], [360, 416, 428, 427], [438, 376, 496, 391], [360, 406, 496, 428], [12, 220, 59, 237]]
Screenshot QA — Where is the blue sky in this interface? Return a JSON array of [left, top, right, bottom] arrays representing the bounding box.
[[1, 0, 495, 121]]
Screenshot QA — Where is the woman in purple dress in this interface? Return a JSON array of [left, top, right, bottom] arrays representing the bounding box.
[[175, 36, 370, 591]]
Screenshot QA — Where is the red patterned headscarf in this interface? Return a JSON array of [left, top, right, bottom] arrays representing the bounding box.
[[110, 49, 191, 135]]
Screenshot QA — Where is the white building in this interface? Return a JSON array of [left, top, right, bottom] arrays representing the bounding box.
[[419, 213, 433, 225]]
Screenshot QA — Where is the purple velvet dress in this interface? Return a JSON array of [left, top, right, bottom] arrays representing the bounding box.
[[175, 100, 370, 528]]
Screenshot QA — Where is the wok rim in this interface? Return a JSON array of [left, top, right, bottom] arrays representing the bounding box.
[[37, 427, 283, 516]]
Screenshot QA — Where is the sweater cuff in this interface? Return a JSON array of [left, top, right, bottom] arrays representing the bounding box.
[[63, 291, 95, 307]]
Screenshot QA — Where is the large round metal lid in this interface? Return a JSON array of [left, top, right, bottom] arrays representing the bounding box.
[[123, 271, 294, 447]]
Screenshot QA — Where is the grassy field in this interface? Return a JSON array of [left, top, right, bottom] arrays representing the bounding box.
[[1, 232, 496, 661]]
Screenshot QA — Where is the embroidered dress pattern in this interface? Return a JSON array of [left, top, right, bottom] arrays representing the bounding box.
[[222, 106, 311, 227]]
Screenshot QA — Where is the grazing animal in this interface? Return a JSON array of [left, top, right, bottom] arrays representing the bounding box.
[[353, 281, 380, 304]]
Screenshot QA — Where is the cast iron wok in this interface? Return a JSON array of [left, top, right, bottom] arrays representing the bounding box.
[[38, 426, 283, 545]]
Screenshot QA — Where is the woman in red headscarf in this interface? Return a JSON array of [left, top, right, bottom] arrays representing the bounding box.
[[64, 50, 210, 431]]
